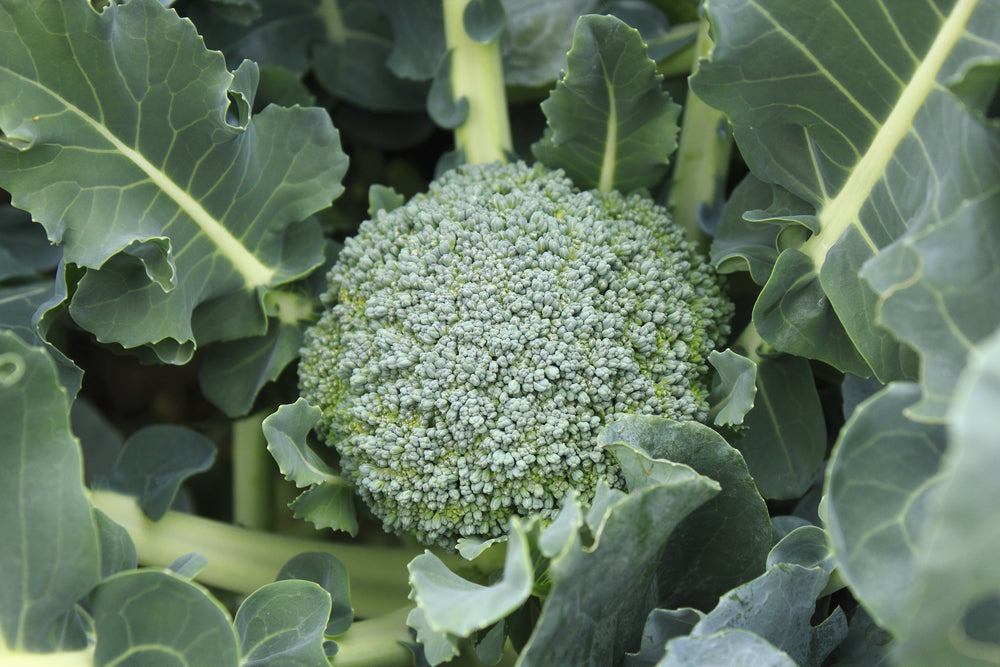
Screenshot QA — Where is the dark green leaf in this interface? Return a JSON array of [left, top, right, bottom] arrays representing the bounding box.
[[625, 608, 704, 666], [236, 580, 331, 667], [661, 630, 797, 667], [532, 14, 680, 193], [378, 0, 447, 80], [428, 52, 471, 130], [600, 417, 770, 610], [0, 0, 347, 363], [829, 608, 893, 667], [499, 0, 599, 87], [464, 0, 506, 43], [99, 425, 217, 521], [693, 0, 999, 388], [277, 552, 354, 637], [733, 355, 827, 500], [0, 205, 61, 281], [94, 508, 137, 579], [518, 461, 718, 665], [199, 318, 305, 417], [0, 332, 99, 651], [91, 570, 239, 666], [682, 564, 847, 667], [289, 480, 360, 537]]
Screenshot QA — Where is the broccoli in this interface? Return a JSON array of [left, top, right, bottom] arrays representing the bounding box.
[[298, 160, 733, 547]]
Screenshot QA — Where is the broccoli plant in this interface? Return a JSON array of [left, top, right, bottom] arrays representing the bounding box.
[[2, 0, 1000, 666]]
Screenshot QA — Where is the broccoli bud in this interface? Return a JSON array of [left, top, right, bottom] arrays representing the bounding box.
[[299, 161, 732, 547]]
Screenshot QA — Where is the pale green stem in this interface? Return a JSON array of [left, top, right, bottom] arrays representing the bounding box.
[[331, 607, 415, 667], [90, 490, 425, 618], [443, 0, 513, 164], [734, 321, 767, 364], [655, 21, 699, 78], [0, 649, 94, 666], [232, 411, 273, 531], [667, 16, 733, 252]]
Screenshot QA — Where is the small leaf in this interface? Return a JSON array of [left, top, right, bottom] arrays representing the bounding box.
[[407, 607, 461, 666], [236, 580, 331, 667], [166, 553, 209, 581], [707, 349, 757, 427], [428, 51, 471, 130], [409, 519, 534, 638], [288, 480, 360, 537], [661, 630, 797, 667], [626, 608, 704, 666], [464, 0, 506, 43], [98, 424, 217, 521], [0, 332, 100, 651], [91, 570, 240, 666], [367, 184, 407, 218], [532, 14, 680, 193], [94, 508, 137, 579], [733, 355, 827, 500], [684, 564, 847, 667], [277, 552, 353, 637]]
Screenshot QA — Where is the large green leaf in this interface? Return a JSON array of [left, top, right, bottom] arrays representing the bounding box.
[[235, 580, 331, 666], [598, 417, 770, 610], [91, 570, 240, 666], [0, 0, 347, 363], [893, 328, 1000, 665], [694, 0, 1000, 412], [0, 332, 100, 653], [825, 383, 946, 632], [532, 13, 681, 193]]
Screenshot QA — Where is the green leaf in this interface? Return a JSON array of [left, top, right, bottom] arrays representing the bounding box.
[[679, 564, 847, 667], [98, 424, 217, 521], [167, 553, 210, 580], [0, 332, 100, 652], [277, 552, 354, 637], [94, 508, 137, 580], [367, 184, 406, 218], [499, 0, 599, 87], [732, 355, 827, 500], [693, 0, 998, 389], [199, 317, 305, 417], [660, 630, 797, 667], [464, 0, 506, 43], [767, 526, 834, 577], [599, 417, 770, 610], [825, 383, 945, 631], [409, 519, 534, 639], [707, 349, 757, 427], [0, 206, 61, 281], [627, 608, 704, 666], [830, 608, 893, 667], [532, 13, 681, 193], [378, 0, 447, 80], [263, 399, 359, 536], [893, 329, 1000, 665], [91, 570, 240, 666], [0, 0, 347, 363], [235, 580, 331, 667], [518, 462, 718, 665]]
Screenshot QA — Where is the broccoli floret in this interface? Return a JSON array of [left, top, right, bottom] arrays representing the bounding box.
[[299, 161, 732, 547]]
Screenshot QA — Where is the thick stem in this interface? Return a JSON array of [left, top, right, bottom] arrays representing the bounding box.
[[331, 607, 415, 667], [443, 0, 512, 164], [231, 411, 273, 531], [1, 650, 94, 666], [90, 490, 423, 618], [667, 16, 733, 253]]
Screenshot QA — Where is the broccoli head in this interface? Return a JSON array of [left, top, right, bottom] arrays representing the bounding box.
[[299, 161, 732, 547]]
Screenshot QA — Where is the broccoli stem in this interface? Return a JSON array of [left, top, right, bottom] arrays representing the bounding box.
[[89, 489, 426, 618], [443, 0, 513, 164], [331, 607, 415, 667], [1, 650, 94, 666], [667, 15, 733, 253], [231, 411, 273, 531]]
